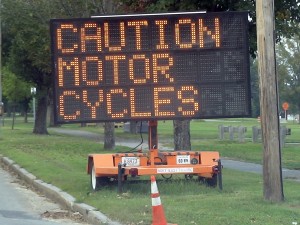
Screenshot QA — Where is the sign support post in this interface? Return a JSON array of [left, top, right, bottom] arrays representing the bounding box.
[[282, 102, 289, 121]]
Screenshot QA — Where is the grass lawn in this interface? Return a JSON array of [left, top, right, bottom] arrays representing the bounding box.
[[59, 118, 300, 169], [0, 117, 299, 225]]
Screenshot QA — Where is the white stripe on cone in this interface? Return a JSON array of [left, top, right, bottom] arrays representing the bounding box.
[[151, 180, 159, 194], [152, 196, 162, 207]]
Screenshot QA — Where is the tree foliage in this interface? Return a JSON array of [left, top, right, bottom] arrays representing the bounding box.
[[276, 32, 300, 118], [2, 67, 32, 103], [1, 0, 120, 134], [249, 59, 260, 117], [2, 66, 32, 125], [121, 0, 300, 57], [2, 0, 54, 133]]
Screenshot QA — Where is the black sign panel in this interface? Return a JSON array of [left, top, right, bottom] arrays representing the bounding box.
[[50, 11, 251, 123]]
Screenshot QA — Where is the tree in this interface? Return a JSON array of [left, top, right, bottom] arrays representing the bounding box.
[[104, 122, 115, 150], [98, 0, 119, 150], [173, 120, 191, 150], [250, 59, 260, 117], [276, 33, 300, 121], [1, 0, 120, 137], [2, 0, 54, 134], [2, 67, 32, 128]]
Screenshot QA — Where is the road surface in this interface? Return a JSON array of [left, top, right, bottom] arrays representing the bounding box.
[[0, 166, 87, 225]]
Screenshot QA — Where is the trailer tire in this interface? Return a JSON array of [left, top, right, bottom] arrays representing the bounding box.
[[161, 174, 172, 180], [184, 174, 193, 180], [91, 163, 100, 191], [90, 163, 109, 191], [206, 174, 217, 188], [198, 175, 217, 187], [198, 176, 205, 184]]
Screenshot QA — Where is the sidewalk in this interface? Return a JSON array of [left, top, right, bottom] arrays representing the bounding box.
[[50, 128, 300, 182]]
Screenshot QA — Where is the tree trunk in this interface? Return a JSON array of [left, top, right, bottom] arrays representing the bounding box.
[[173, 120, 191, 151], [11, 104, 16, 130], [47, 91, 57, 127], [104, 122, 115, 150], [101, 0, 117, 150], [6, 103, 12, 117], [24, 111, 28, 123], [23, 98, 30, 123], [33, 89, 48, 134], [102, 0, 114, 13], [129, 121, 137, 134]]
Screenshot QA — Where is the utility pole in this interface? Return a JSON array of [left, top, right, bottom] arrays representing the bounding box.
[[0, 0, 4, 128], [256, 0, 284, 201]]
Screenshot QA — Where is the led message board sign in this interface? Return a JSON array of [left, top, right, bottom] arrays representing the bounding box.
[[50, 11, 251, 123]]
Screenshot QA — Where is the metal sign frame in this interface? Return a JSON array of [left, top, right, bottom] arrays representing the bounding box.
[[50, 11, 251, 123]]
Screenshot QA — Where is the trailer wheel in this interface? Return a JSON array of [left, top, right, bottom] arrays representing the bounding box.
[[198, 175, 217, 187], [198, 176, 205, 184], [205, 174, 217, 188], [161, 174, 172, 180], [91, 163, 100, 191], [90, 163, 109, 191], [184, 174, 193, 180]]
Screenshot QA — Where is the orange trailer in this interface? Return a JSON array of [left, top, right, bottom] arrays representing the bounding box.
[[87, 120, 222, 192]]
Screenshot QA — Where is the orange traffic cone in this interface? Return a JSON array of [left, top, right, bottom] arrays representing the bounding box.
[[151, 175, 177, 225]]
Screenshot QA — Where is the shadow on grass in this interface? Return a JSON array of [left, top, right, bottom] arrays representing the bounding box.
[[89, 175, 220, 196]]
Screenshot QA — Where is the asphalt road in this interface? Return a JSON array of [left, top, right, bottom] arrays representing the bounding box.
[[0, 166, 87, 225], [222, 159, 300, 182]]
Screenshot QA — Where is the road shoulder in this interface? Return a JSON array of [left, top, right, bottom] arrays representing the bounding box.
[[0, 155, 122, 225]]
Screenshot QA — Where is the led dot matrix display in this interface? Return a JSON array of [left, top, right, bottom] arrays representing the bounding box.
[[51, 11, 251, 123]]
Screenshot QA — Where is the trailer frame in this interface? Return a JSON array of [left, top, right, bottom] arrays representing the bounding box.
[[87, 120, 222, 192]]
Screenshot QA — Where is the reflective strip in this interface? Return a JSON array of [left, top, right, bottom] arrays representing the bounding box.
[[151, 181, 159, 194], [152, 196, 162, 206]]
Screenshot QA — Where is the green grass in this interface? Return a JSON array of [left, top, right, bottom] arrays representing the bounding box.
[[53, 118, 300, 169], [0, 117, 299, 225]]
